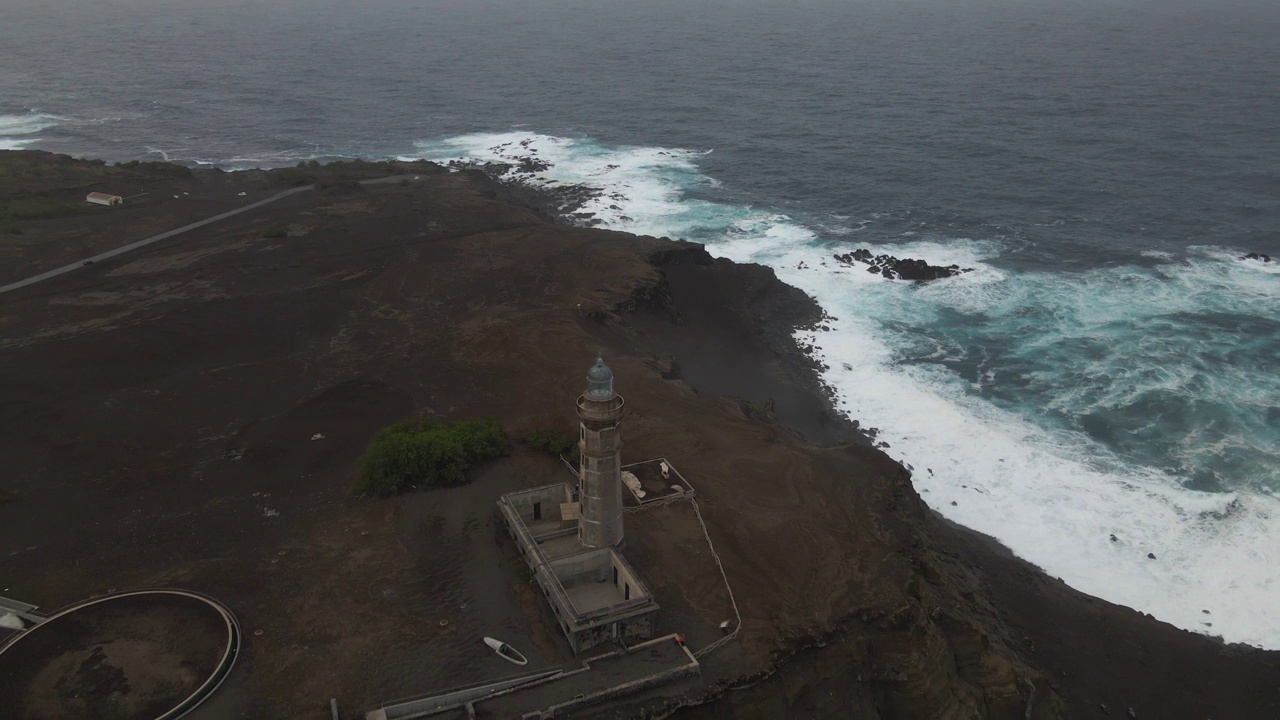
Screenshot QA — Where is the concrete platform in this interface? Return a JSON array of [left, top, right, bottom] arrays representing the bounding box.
[[622, 459, 694, 505], [477, 635, 696, 718], [0, 589, 239, 720], [537, 533, 586, 561], [564, 583, 626, 615]]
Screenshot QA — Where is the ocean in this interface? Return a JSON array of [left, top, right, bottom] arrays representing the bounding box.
[[3, 0, 1278, 647]]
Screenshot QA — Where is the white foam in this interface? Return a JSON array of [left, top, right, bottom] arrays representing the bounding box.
[[408, 132, 716, 237], [146, 146, 355, 171], [796, 308, 1280, 649], [417, 131, 1280, 647], [0, 112, 62, 151]]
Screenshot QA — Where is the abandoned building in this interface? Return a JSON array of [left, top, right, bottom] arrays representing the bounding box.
[[498, 357, 661, 654], [85, 191, 123, 206]]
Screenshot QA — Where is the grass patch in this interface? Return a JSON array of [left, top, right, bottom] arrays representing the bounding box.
[[737, 397, 776, 423], [117, 160, 193, 177], [357, 418, 509, 495], [0, 193, 85, 223], [261, 222, 288, 239], [266, 166, 318, 188]]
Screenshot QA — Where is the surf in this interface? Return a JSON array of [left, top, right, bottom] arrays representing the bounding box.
[[0, 112, 62, 151]]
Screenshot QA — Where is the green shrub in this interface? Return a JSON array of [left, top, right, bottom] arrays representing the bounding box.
[[357, 418, 508, 495], [522, 415, 578, 458], [261, 223, 287, 238], [737, 397, 777, 422]]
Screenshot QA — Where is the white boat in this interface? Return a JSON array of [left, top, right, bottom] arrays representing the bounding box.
[[483, 636, 528, 666]]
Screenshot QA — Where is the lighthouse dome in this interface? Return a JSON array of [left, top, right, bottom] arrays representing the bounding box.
[[585, 356, 615, 400]]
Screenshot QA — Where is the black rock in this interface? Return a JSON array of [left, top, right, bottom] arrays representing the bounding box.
[[514, 155, 551, 173], [833, 248, 973, 282], [1110, 533, 1118, 542], [1240, 252, 1272, 263], [1147, 552, 1157, 560]]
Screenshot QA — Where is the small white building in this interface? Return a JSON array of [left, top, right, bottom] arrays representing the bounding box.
[[86, 192, 123, 207]]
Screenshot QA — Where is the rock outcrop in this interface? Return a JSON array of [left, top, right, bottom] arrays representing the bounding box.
[[833, 248, 973, 281]]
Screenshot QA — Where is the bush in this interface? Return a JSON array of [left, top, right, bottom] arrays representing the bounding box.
[[357, 418, 508, 495], [522, 417, 578, 456]]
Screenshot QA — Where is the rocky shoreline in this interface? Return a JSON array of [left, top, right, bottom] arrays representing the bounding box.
[[1, 151, 1277, 719]]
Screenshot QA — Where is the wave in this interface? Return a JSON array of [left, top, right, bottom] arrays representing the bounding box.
[[145, 145, 355, 171], [0, 111, 63, 151], [410, 130, 1280, 649]]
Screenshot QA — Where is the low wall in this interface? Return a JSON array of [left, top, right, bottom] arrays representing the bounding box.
[[520, 636, 700, 719], [367, 669, 561, 720]]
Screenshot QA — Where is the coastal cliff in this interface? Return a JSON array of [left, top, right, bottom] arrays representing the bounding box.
[[0, 151, 1276, 719]]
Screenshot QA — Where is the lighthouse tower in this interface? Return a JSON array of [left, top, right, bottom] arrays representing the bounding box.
[[576, 357, 625, 548]]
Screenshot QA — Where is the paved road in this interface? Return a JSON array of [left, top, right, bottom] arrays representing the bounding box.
[[0, 175, 417, 296]]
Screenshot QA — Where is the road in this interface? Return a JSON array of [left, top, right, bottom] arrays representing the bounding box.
[[0, 175, 416, 296]]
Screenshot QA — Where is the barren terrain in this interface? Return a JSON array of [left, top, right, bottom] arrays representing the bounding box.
[[1, 151, 1276, 719]]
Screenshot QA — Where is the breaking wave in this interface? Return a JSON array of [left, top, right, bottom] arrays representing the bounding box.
[[0, 112, 62, 151]]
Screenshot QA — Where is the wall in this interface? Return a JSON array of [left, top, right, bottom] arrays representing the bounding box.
[[551, 549, 612, 589], [580, 423, 619, 457], [504, 485, 572, 525], [609, 553, 646, 601]]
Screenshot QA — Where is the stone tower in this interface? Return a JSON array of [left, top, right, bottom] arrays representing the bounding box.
[[576, 356, 625, 548]]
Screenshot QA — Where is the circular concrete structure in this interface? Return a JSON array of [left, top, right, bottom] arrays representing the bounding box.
[[0, 590, 239, 720]]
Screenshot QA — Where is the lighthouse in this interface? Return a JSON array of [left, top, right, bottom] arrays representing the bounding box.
[[576, 356, 625, 548]]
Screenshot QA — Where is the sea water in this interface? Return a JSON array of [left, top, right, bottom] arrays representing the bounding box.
[[3, 0, 1277, 646]]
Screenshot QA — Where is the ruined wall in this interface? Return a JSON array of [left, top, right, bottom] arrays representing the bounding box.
[[504, 485, 573, 527], [551, 548, 613, 589], [621, 614, 655, 643]]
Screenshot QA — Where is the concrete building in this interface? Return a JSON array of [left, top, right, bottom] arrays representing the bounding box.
[[85, 192, 123, 206], [498, 357, 659, 654]]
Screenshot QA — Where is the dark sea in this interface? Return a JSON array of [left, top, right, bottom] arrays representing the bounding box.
[[3, 0, 1278, 647]]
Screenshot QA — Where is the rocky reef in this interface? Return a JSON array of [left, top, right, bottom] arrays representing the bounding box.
[[833, 247, 973, 281]]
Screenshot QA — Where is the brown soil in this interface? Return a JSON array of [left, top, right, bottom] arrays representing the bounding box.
[[0, 593, 230, 720], [1, 150, 1277, 719]]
